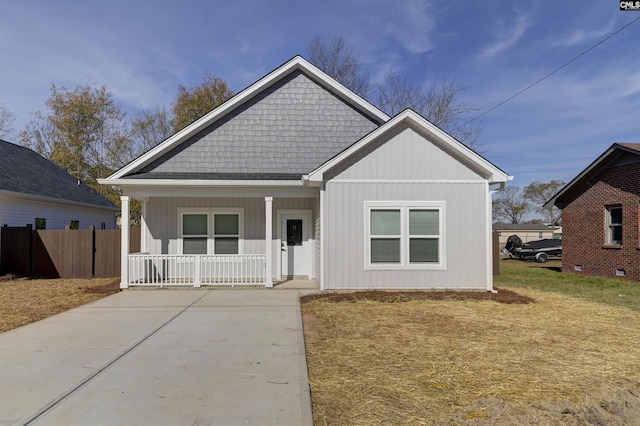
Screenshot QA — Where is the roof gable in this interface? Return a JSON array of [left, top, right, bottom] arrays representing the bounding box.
[[545, 143, 640, 209], [307, 109, 511, 184], [107, 56, 389, 181], [0, 140, 118, 210], [132, 70, 380, 177]]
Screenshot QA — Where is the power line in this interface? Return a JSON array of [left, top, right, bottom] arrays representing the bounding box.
[[462, 15, 640, 126]]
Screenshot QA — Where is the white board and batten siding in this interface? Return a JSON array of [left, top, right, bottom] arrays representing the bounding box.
[[0, 194, 117, 230], [322, 125, 491, 290], [142, 196, 319, 279]]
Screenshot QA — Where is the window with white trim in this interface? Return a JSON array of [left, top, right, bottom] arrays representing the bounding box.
[[606, 205, 622, 245], [182, 213, 208, 254], [365, 201, 445, 269], [179, 209, 243, 255], [213, 213, 239, 254]]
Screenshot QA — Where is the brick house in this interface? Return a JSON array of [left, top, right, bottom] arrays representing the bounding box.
[[545, 143, 640, 281]]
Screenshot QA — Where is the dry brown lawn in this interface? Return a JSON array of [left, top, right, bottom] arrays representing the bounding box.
[[301, 288, 640, 425], [0, 275, 120, 333]]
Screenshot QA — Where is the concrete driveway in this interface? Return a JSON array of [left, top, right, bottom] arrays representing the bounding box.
[[0, 289, 314, 425]]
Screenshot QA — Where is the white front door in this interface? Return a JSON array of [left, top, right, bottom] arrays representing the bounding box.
[[281, 214, 310, 278]]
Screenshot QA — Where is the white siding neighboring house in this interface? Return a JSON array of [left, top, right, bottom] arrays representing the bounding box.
[[100, 56, 512, 291], [0, 140, 118, 230]]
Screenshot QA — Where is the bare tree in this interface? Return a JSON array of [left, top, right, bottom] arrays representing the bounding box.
[[493, 186, 530, 224], [130, 105, 173, 155], [0, 104, 15, 139], [306, 35, 372, 99], [376, 69, 483, 151], [524, 180, 565, 225], [306, 35, 483, 150]]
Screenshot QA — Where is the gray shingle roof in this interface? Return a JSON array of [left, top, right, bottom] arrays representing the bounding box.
[[134, 71, 380, 177], [0, 140, 118, 209]]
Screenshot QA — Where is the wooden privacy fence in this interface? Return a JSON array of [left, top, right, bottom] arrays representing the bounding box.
[[0, 225, 140, 279]]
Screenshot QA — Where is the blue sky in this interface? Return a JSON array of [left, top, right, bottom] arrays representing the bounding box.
[[1, 0, 638, 188]]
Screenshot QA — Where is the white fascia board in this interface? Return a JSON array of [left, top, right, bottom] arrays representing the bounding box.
[[308, 110, 511, 184], [0, 189, 119, 212], [108, 56, 389, 180]]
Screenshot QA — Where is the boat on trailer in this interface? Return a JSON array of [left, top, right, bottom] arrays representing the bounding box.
[[502, 234, 562, 263]]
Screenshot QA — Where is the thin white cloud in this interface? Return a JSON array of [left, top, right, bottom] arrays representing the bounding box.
[[475, 11, 532, 61], [552, 21, 616, 48], [384, 0, 436, 54]]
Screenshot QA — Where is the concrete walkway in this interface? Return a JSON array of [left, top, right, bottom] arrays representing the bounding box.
[[0, 289, 314, 426]]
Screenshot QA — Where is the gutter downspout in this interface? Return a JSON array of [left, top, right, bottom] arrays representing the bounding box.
[[486, 181, 507, 293]]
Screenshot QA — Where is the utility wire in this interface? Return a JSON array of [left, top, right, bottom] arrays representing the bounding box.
[[462, 15, 640, 126]]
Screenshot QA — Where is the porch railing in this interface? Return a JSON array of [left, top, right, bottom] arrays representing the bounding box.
[[128, 253, 267, 287]]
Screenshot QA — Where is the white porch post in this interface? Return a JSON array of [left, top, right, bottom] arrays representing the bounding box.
[[120, 195, 130, 289], [265, 196, 273, 288], [140, 198, 148, 253]]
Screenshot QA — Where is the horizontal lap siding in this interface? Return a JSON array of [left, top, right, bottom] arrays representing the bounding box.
[[323, 182, 488, 290], [0, 195, 116, 230]]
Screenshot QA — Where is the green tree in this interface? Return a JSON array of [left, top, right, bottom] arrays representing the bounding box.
[[524, 180, 565, 225], [170, 73, 233, 132], [493, 186, 530, 224], [19, 82, 131, 204]]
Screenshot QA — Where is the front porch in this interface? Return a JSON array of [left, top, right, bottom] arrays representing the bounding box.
[[127, 253, 267, 287], [118, 190, 320, 289], [125, 253, 319, 288]]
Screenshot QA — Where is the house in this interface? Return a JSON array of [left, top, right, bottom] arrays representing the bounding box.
[[544, 143, 640, 281], [0, 139, 118, 230], [493, 223, 561, 249], [99, 56, 511, 291]]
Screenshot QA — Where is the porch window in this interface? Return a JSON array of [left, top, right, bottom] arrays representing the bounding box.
[[213, 214, 239, 254], [183, 214, 208, 254], [365, 201, 445, 269], [179, 209, 243, 255], [606, 205, 622, 245]]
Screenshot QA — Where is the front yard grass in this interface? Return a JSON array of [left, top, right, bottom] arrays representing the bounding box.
[[496, 259, 640, 311], [301, 260, 640, 425], [0, 276, 120, 333]]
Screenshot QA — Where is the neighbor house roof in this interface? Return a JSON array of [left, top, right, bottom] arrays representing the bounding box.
[[544, 143, 640, 210], [0, 139, 119, 210], [104, 56, 390, 183]]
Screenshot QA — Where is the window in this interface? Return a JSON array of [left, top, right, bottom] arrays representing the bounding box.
[[35, 218, 46, 230], [179, 209, 243, 255], [182, 214, 208, 254], [365, 201, 445, 269], [606, 205, 622, 245], [213, 214, 239, 254]]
